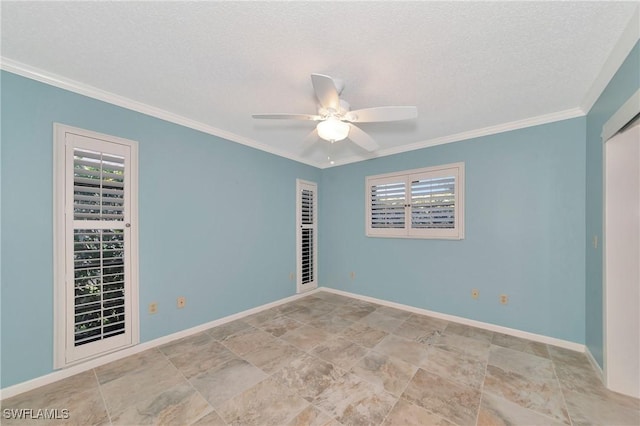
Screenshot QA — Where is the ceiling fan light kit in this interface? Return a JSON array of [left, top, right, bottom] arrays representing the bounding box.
[[317, 117, 350, 142], [253, 73, 418, 160]]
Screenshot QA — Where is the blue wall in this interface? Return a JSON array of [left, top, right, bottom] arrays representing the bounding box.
[[320, 118, 586, 343], [0, 71, 320, 388], [2, 35, 637, 388], [585, 41, 640, 368]]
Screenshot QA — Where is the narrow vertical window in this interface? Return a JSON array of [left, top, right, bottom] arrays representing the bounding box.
[[296, 179, 318, 293]]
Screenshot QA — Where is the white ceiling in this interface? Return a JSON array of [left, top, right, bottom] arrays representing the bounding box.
[[1, 1, 637, 167]]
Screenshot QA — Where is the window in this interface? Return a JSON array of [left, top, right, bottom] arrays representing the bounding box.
[[54, 124, 139, 368], [296, 179, 317, 293], [366, 162, 464, 239]]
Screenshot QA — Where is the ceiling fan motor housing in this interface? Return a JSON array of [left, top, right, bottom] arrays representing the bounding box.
[[320, 99, 351, 120]]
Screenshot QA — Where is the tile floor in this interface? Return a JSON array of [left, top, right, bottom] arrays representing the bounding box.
[[2, 291, 639, 425]]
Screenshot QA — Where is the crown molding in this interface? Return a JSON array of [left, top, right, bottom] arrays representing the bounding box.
[[0, 58, 322, 168], [2, 57, 585, 170], [324, 107, 585, 168], [580, 6, 640, 114]]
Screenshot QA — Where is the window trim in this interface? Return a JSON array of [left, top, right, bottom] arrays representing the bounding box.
[[365, 162, 465, 240]]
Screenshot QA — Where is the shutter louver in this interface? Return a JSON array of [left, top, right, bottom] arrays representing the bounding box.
[[411, 176, 456, 229], [370, 181, 406, 228]]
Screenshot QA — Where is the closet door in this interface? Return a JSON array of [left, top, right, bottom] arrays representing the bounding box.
[[604, 121, 639, 398]]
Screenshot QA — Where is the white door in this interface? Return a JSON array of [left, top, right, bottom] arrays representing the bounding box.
[[604, 121, 639, 398], [54, 125, 139, 367], [296, 179, 318, 293]]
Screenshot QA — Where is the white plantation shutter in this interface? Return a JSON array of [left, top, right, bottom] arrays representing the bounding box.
[[301, 189, 314, 285], [54, 125, 138, 368], [366, 163, 464, 239], [72, 149, 127, 346], [301, 188, 314, 225], [66, 136, 132, 361], [371, 181, 406, 229], [73, 149, 125, 221], [410, 176, 456, 228], [368, 177, 407, 236], [297, 180, 317, 292], [73, 229, 126, 345]]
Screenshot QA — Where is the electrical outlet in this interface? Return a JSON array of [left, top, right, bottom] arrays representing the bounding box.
[[500, 294, 509, 305], [149, 302, 158, 314], [350, 271, 356, 280], [289, 272, 295, 281], [177, 296, 186, 309], [471, 289, 479, 299]]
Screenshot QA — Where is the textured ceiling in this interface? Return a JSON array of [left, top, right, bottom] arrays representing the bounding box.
[[1, 1, 637, 167]]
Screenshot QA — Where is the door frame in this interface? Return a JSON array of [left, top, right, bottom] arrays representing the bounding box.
[[53, 123, 139, 369]]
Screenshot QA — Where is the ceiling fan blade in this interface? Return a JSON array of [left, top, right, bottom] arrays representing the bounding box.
[[300, 128, 319, 153], [311, 73, 340, 110], [347, 124, 379, 152], [252, 113, 321, 120], [346, 106, 418, 123]]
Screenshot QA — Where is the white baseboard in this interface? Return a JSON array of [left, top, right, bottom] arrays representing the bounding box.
[[0, 289, 319, 400], [2, 286, 589, 400], [320, 287, 586, 352], [585, 346, 605, 384]]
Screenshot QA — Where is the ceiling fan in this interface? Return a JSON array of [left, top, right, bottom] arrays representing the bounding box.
[[252, 73, 418, 154]]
